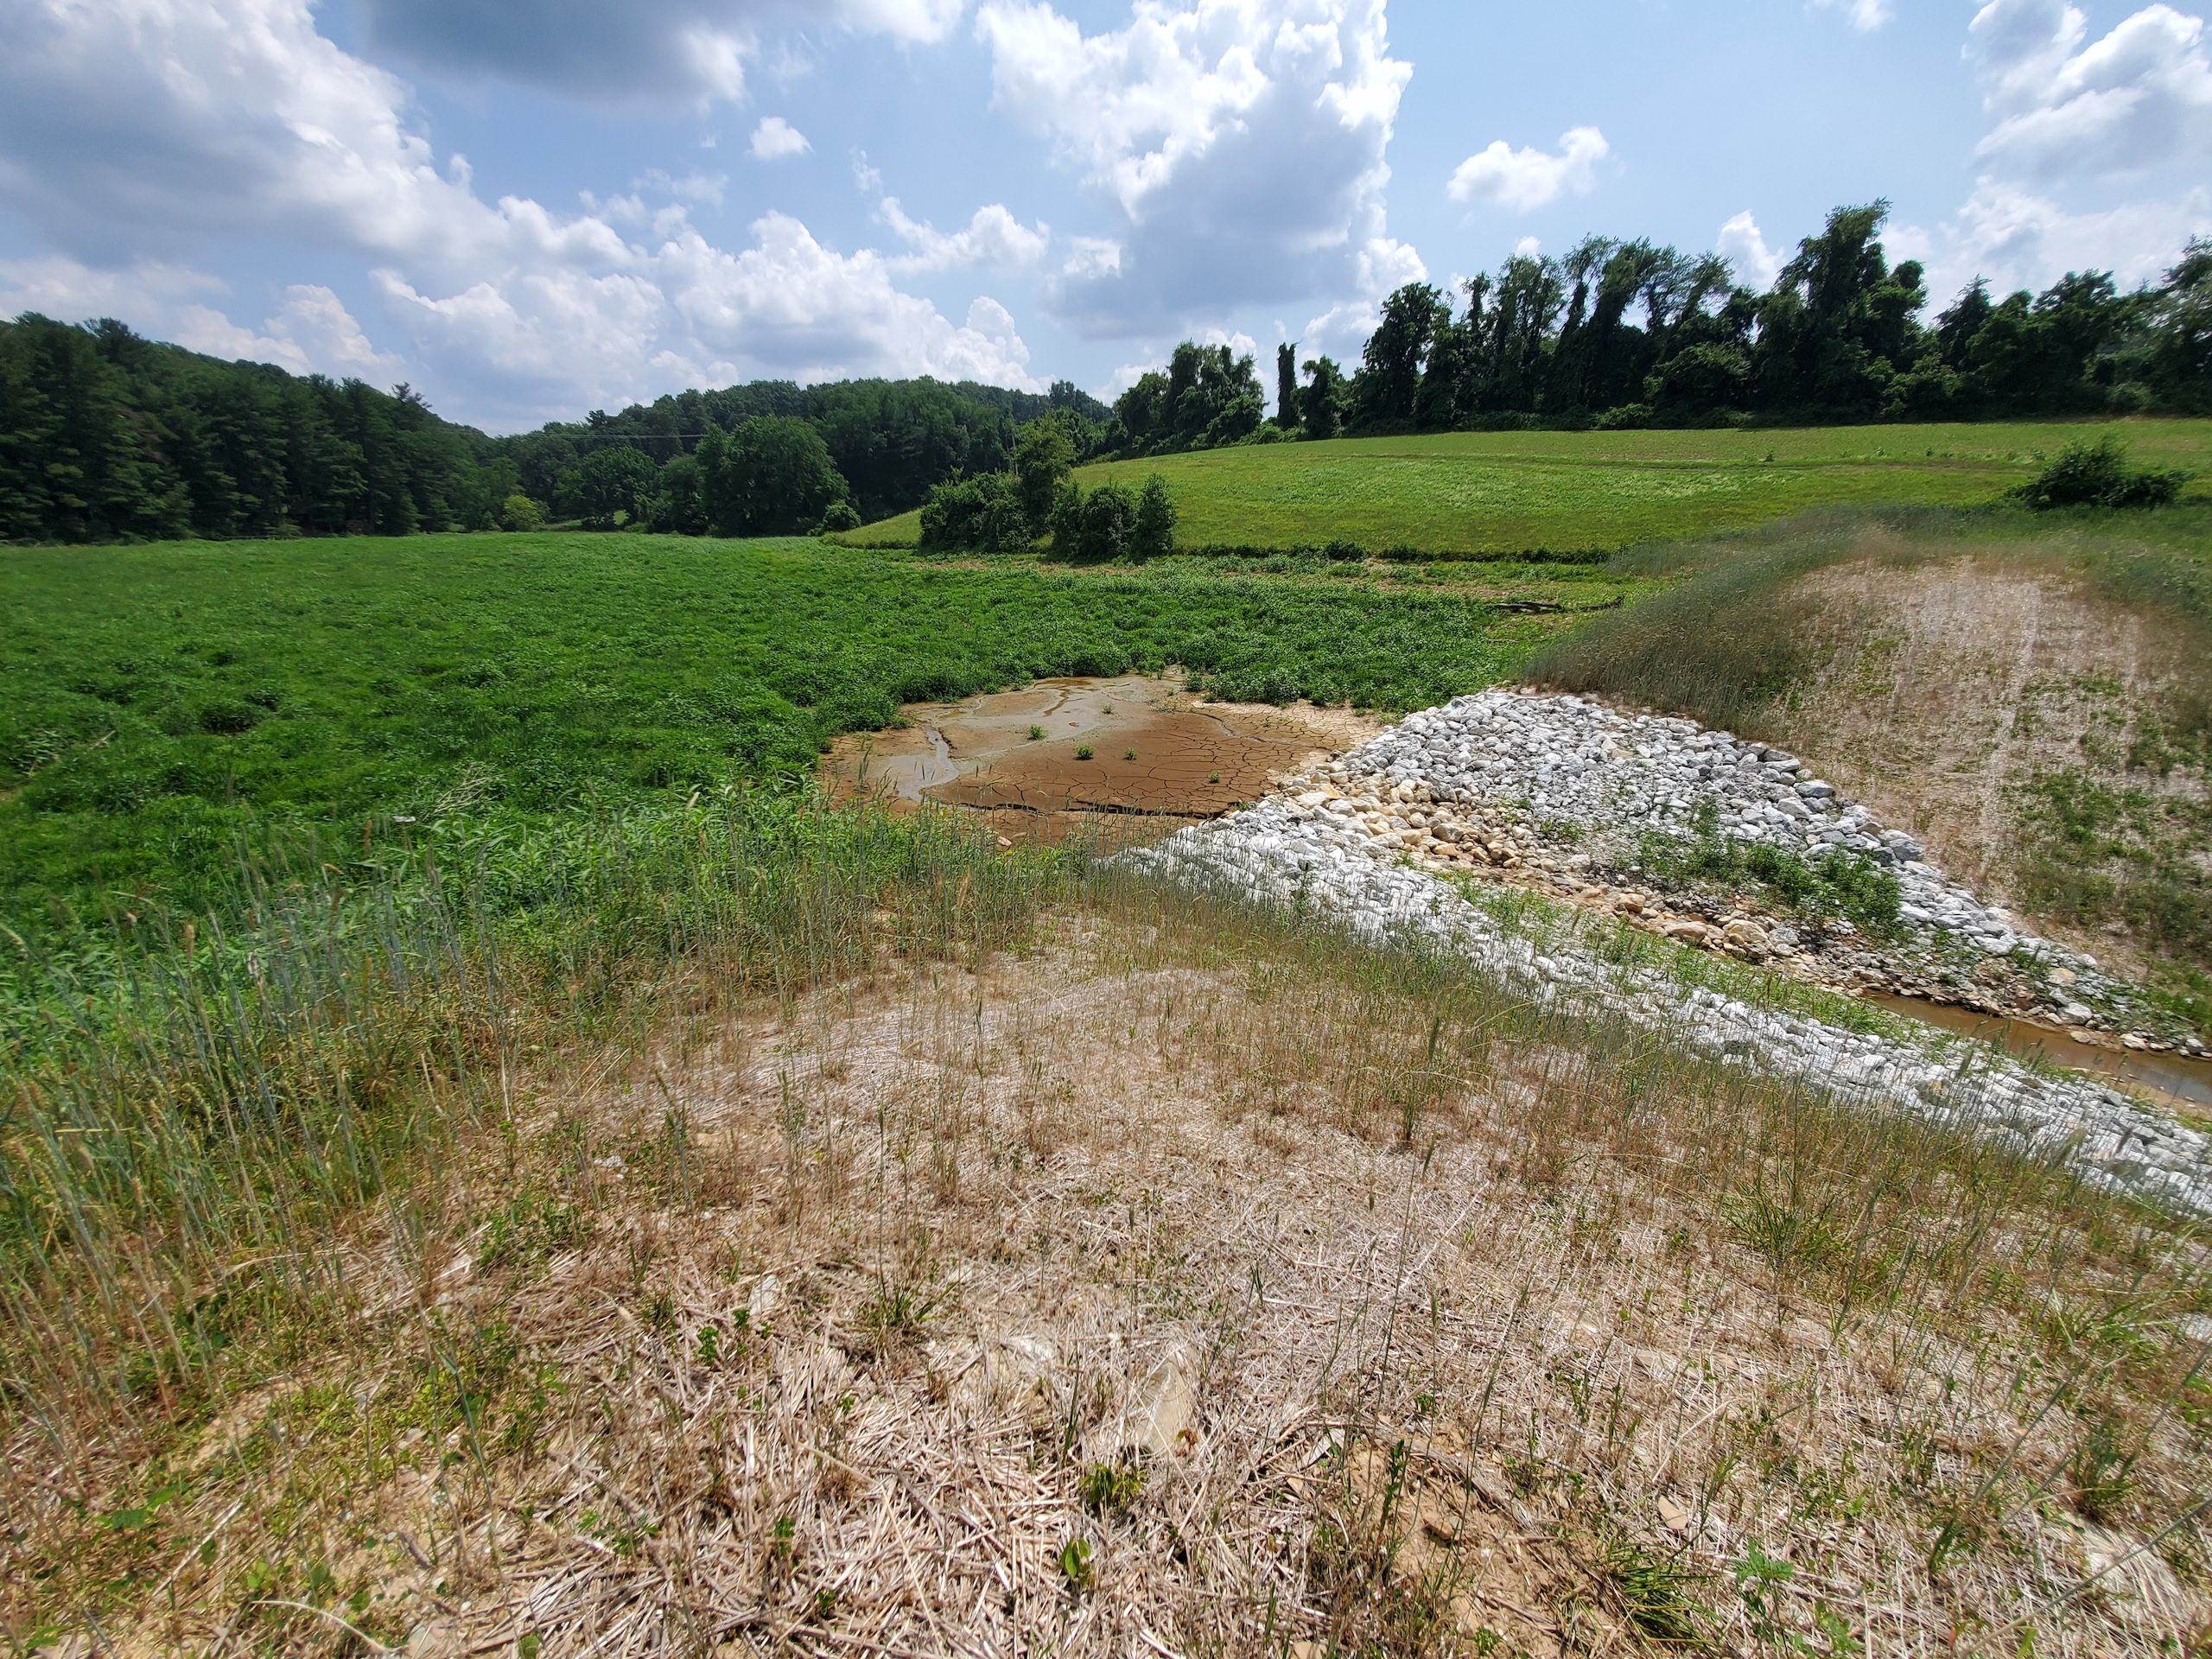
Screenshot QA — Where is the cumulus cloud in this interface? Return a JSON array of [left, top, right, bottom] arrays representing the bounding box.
[[352, 0, 966, 106], [1878, 1, 2212, 306], [1300, 234, 1426, 358], [1897, 177, 2212, 303], [975, 0, 1414, 334], [1967, 0, 2212, 179], [750, 117, 812, 160], [1810, 0, 1892, 30], [0, 0, 1040, 426], [880, 200, 1050, 271], [176, 285, 408, 376], [1716, 211, 1783, 290], [0, 257, 405, 379], [1445, 126, 1609, 213]]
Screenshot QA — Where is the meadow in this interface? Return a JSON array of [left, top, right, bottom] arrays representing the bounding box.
[[853, 417, 2212, 552], [0, 533, 1638, 950]]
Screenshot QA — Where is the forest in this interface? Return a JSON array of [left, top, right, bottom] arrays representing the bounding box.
[[3, 203, 2207, 545]]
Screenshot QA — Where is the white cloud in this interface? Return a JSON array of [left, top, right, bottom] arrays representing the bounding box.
[[352, 0, 966, 107], [1512, 235, 1542, 257], [0, 254, 223, 319], [750, 117, 812, 161], [638, 168, 729, 204], [1810, 0, 1892, 30], [0, 257, 406, 380], [975, 0, 1414, 334], [1967, 0, 2212, 179], [1899, 178, 2212, 303], [1716, 210, 1783, 290], [176, 285, 406, 376], [880, 199, 1050, 271], [0, 0, 1041, 426], [1445, 126, 1609, 213], [1879, 0, 2212, 307]]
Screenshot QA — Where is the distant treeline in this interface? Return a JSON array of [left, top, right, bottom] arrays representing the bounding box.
[[0, 315, 1116, 543], [4, 199, 2208, 545], [0, 316, 515, 544], [1255, 206, 2212, 446]]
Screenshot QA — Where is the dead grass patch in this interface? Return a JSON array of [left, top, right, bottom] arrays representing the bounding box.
[[6, 877, 2212, 1656]]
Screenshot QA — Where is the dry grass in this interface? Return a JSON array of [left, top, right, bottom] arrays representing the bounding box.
[[8, 871, 2212, 1657]]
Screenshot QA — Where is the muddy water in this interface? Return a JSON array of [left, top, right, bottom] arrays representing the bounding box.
[[1866, 992, 2212, 1114], [823, 675, 1362, 842]]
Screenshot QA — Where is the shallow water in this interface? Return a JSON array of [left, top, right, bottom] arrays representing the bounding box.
[[1866, 991, 2212, 1113]]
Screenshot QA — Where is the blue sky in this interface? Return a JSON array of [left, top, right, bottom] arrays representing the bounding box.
[[3, 0, 2206, 432]]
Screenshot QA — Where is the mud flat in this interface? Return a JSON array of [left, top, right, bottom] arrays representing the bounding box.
[[822, 675, 1377, 840]]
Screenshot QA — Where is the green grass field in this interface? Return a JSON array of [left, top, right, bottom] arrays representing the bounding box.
[[0, 534, 1633, 944], [852, 418, 2212, 552]]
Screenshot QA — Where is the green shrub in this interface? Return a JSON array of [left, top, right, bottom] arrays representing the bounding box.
[[499, 493, 546, 533], [2012, 436, 2190, 510]]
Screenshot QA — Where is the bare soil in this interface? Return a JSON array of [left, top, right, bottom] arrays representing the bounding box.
[[1758, 547, 2208, 975], [823, 675, 1380, 838]]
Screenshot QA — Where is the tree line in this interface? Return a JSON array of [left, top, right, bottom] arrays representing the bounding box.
[[0, 314, 1119, 544], [0, 315, 516, 543], [1252, 207, 2211, 444]]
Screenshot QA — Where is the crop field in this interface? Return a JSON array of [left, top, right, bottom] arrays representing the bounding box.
[[853, 417, 2212, 552], [0, 534, 1642, 944]]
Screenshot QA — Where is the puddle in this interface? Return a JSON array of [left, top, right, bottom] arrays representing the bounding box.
[[1866, 992, 2212, 1114], [824, 675, 1372, 842]]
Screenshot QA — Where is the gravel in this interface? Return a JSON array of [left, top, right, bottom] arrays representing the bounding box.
[[1124, 691, 2212, 1216]]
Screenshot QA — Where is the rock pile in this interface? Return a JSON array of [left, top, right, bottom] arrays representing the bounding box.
[[1123, 794, 2212, 1217], [1309, 690, 2196, 1055]]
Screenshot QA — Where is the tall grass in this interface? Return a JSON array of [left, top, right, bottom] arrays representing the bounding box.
[[0, 786, 1073, 1446]]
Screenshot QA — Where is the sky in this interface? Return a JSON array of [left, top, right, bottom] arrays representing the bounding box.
[[1, 0, 2207, 434]]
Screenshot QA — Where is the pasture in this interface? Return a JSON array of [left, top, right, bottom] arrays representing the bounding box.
[[853, 418, 2212, 552], [0, 533, 1637, 944]]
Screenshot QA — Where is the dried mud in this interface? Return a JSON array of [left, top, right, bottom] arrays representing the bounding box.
[[822, 674, 1381, 841]]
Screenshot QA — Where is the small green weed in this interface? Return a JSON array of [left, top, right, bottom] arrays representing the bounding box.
[[1058, 1535, 1094, 1593], [1079, 1456, 1147, 1516], [1605, 1533, 1705, 1643], [1075, 746, 1095, 761]]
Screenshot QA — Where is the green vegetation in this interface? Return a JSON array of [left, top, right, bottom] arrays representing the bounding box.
[[857, 419, 2212, 555], [0, 533, 1607, 953], [0, 315, 515, 543], [1637, 804, 1904, 932], [2013, 433, 2193, 510], [1529, 504, 2212, 985], [1218, 211, 2210, 446]]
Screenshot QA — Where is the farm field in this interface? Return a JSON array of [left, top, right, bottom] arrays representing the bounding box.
[[0, 533, 1639, 944], [852, 417, 2212, 552]]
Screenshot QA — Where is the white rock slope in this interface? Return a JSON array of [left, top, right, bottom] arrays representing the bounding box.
[[1126, 692, 2211, 1216]]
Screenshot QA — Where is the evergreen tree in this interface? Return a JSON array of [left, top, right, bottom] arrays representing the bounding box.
[[1275, 341, 1300, 429]]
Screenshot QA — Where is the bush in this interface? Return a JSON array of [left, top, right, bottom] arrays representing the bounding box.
[[1132, 475, 1178, 561], [919, 473, 1030, 553], [1078, 482, 1138, 562], [499, 493, 546, 533], [2012, 435, 2190, 511], [815, 500, 861, 534]]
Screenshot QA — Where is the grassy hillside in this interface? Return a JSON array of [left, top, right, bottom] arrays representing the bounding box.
[[1531, 505, 2212, 998], [0, 534, 1641, 945], [852, 418, 2212, 553]]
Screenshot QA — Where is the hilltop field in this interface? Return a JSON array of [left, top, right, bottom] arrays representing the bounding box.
[[7, 429, 2212, 1656], [847, 418, 2212, 553]]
